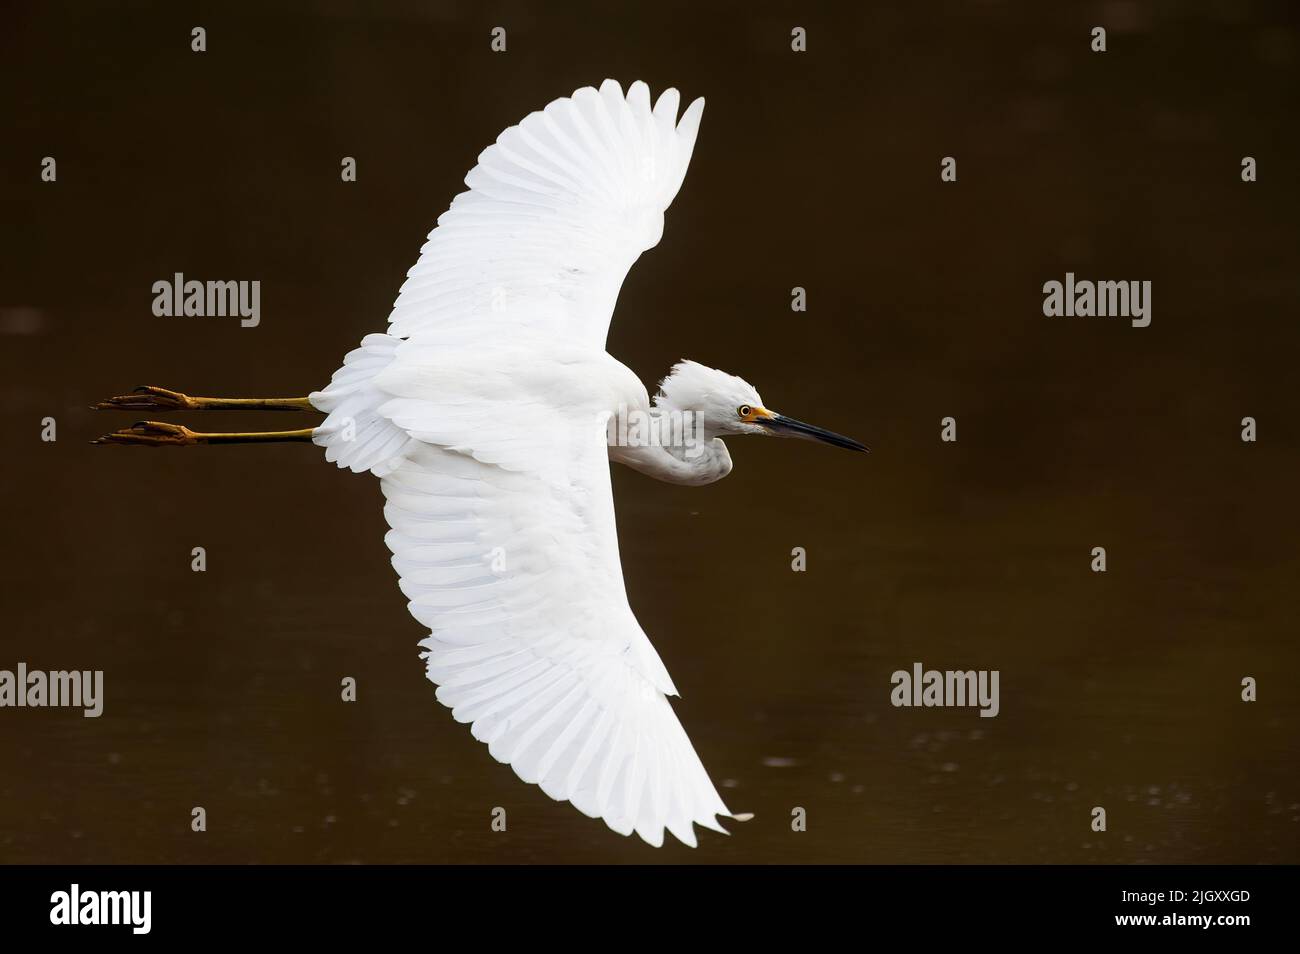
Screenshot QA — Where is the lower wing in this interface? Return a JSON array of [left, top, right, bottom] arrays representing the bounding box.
[[381, 439, 732, 846]]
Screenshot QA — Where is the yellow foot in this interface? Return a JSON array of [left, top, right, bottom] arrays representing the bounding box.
[[92, 386, 196, 412], [92, 420, 201, 446]]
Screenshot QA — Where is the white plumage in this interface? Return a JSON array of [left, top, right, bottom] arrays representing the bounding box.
[[91, 78, 865, 844], [311, 80, 733, 846]]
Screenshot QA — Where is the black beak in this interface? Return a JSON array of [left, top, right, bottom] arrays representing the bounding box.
[[759, 414, 869, 453]]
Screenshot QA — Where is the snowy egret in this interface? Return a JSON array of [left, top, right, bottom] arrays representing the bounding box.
[[94, 80, 867, 847]]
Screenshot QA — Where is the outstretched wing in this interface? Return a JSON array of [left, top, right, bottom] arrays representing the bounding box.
[[383, 433, 732, 847], [386, 79, 705, 348]]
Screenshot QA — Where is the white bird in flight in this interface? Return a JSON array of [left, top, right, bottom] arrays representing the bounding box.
[[94, 80, 867, 847]]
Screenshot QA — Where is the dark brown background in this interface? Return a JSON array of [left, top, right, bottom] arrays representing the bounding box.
[[1, 0, 1297, 863]]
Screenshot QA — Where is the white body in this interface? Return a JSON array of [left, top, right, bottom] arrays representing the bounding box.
[[310, 81, 736, 846]]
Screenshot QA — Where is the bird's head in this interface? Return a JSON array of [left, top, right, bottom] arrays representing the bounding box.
[[654, 360, 868, 452]]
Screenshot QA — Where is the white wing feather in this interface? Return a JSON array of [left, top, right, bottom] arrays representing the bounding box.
[[385, 438, 730, 846], [312, 81, 731, 845], [386, 78, 703, 348]]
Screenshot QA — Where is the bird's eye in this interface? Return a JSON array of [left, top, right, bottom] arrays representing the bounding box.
[[738, 405, 752, 418]]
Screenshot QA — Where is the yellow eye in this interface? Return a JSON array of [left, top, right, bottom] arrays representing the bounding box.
[[738, 405, 752, 418]]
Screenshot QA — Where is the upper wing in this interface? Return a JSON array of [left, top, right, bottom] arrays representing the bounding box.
[[382, 435, 732, 847], [386, 79, 705, 349]]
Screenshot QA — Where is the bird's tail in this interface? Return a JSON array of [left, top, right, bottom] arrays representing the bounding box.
[[310, 333, 415, 477]]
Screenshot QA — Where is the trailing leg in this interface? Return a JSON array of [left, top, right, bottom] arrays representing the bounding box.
[[92, 421, 316, 446], [92, 386, 316, 412]]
